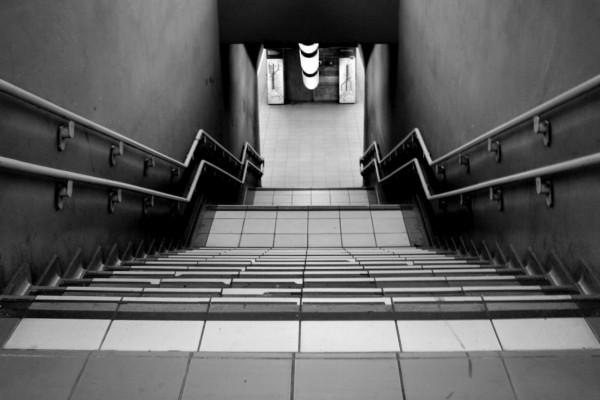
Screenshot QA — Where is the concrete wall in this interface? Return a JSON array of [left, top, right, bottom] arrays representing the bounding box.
[[363, 44, 398, 154], [220, 44, 261, 155], [218, 0, 398, 44], [374, 0, 600, 274], [0, 0, 229, 289]]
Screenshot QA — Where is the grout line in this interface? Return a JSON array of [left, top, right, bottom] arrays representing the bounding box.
[[177, 353, 194, 400], [499, 353, 522, 400], [394, 319, 403, 353], [297, 318, 302, 353], [290, 352, 296, 400], [66, 351, 93, 400], [197, 317, 208, 352], [489, 317, 505, 351], [395, 352, 409, 400], [98, 319, 114, 350]]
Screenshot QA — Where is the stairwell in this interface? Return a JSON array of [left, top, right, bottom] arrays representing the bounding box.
[[2, 188, 600, 399]]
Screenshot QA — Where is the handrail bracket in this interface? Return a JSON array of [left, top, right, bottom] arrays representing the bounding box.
[[55, 180, 73, 210], [535, 177, 553, 208], [110, 141, 124, 166], [57, 121, 75, 152], [108, 189, 122, 214], [533, 116, 551, 147], [487, 139, 502, 163]]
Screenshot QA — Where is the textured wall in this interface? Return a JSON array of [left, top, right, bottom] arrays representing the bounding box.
[[0, 0, 226, 288], [362, 44, 398, 154], [380, 0, 600, 273], [220, 44, 261, 156]]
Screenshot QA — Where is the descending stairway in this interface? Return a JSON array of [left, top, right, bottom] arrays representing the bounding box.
[[3, 200, 597, 324], [2, 192, 600, 399]]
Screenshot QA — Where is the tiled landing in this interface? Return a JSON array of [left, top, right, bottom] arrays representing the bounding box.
[[193, 207, 421, 248], [4, 318, 600, 353], [1, 350, 600, 400], [245, 188, 377, 206]]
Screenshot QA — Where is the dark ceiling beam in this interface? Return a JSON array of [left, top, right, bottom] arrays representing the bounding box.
[[218, 0, 398, 44]]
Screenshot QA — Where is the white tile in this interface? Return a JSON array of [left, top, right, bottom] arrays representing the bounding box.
[[372, 218, 407, 233], [209, 219, 244, 234], [340, 210, 371, 218], [206, 233, 240, 247], [493, 318, 600, 350], [200, 321, 299, 352], [309, 233, 342, 247], [309, 219, 341, 234], [240, 234, 274, 247], [309, 210, 340, 219], [214, 211, 246, 219], [101, 320, 204, 351], [246, 211, 277, 219], [341, 219, 374, 233], [375, 233, 410, 246], [274, 234, 308, 247], [301, 321, 400, 352], [5, 318, 110, 350], [277, 210, 308, 219], [397, 320, 501, 352], [371, 210, 404, 219], [276, 218, 307, 233], [242, 218, 276, 234], [342, 233, 376, 247]]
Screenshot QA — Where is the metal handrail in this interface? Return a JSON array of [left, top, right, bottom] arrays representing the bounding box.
[[0, 78, 263, 169], [361, 73, 600, 167], [198, 130, 263, 167], [0, 155, 263, 203], [361, 152, 600, 201]]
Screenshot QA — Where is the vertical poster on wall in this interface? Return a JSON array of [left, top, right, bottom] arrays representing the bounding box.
[[266, 49, 284, 105], [339, 48, 356, 104]]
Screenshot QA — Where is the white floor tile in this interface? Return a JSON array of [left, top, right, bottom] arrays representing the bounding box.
[[206, 233, 240, 247], [376, 233, 411, 246], [5, 318, 110, 350], [276, 218, 308, 234], [240, 234, 274, 247], [397, 320, 501, 352], [342, 233, 376, 247], [209, 219, 244, 234], [493, 318, 600, 350], [200, 321, 299, 352], [242, 218, 276, 234], [101, 320, 204, 351], [372, 218, 407, 233], [301, 320, 400, 352]]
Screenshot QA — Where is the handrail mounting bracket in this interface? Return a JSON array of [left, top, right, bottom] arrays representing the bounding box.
[[57, 121, 75, 152], [487, 139, 502, 163], [533, 116, 551, 147], [535, 177, 553, 207], [489, 187, 503, 211], [108, 189, 122, 214], [458, 154, 470, 174], [143, 195, 155, 215], [144, 157, 155, 176], [55, 180, 73, 210], [110, 141, 124, 166]]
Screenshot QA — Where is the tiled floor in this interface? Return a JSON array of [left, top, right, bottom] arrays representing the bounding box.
[[258, 50, 365, 188], [5, 317, 600, 353], [246, 189, 375, 205], [203, 208, 410, 247], [2, 349, 600, 400]]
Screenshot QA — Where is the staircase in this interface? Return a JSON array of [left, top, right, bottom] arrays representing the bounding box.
[[2, 188, 600, 399]]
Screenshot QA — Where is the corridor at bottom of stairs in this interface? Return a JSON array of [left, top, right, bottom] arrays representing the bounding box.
[[1, 201, 600, 399]]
